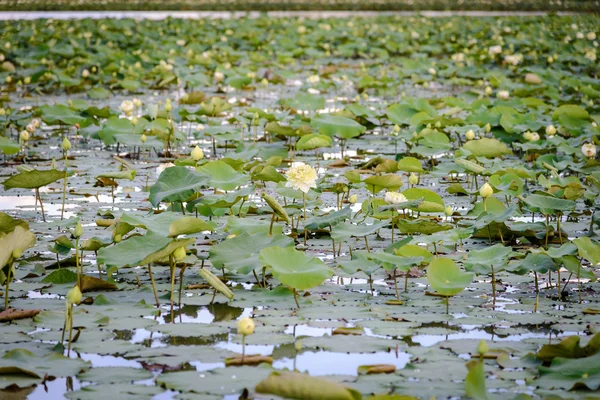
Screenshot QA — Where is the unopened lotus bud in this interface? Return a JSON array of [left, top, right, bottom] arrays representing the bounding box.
[[444, 206, 453, 216], [477, 339, 488, 355], [66, 285, 82, 305], [191, 145, 204, 161], [295, 340, 302, 352], [409, 173, 418, 185], [113, 234, 122, 243], [465, 130, 475, 141], [74, 222, 83, 238], [545, 125, 556, 136], [349, 194, 358, 204], [62, 137, 71, 151], [237, 317, 255, 335], [173, 246, 186, 261], [141, 133, 147, 143], [393, 124, 400, 134], [480, 183, 493, 198], [484, 123, 491, 133], [20, 130, 30, 142], [12, 248, 22, 259]]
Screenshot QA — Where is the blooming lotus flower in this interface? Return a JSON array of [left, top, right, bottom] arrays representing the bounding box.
[[497, 90, 510, 100], [285, 162, 318, 193], [528, 132, 540, 142], [488, 45, 502, 56], [120, 100, 134, 116], [384, 191, 407, 205], [582, 143, 597, 158]]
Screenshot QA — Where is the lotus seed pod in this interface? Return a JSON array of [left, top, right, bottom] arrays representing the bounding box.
[[173, 246, 186, 261], [66, 285, 82, 305], [62, 137, 71, 151], [237, 317, 255, 336], [191, 146, 204, 161], [480, 183, 493, 198]]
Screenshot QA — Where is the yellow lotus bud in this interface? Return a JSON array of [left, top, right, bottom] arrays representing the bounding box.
[[295, 340, 302, 352], [0, 108, 5, 116], [62, 137, 71, 151], [444, 206, 453, 216], [484, 86, 492, 96], [237, 317, 255, 336], [74, 222, 83, 238], [545, 125, 556, 136], [393, 124, 400, 133], [480, 183, 493, 198], [66, 285, 82, 305], [114, 234, 122, 243], [465, 130, 475, 141], [20, 130, 30, 142], [477, 339, 488, 355], [484, 123, 491, 133], [191, 145, 204, 161], [409, 173, 418, 185], [349, 194, 358, 204], [141, 134, 147, 143], [173, 246, 186, 261], [12, 248, 22, 259], [435, 121, 441, 128], [165, 100, 172, 112], [131, 117, 138, 126]]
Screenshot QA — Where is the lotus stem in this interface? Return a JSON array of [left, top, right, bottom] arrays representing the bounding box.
[[75, 237, 81, 288], [4, 262, 12, 310], [35, 188, 46, 222], [578, 260, 582, 304], [269, 212, 275, 236], [364, 235, 370, 253], [545, 214, 550, 249], [557, 269, 561, 302], [169, 255, 176, 323], [61, 153, 68, 220], [292, 288, 300, 308], [405, 273, 409, 293], [445, 296, 449, 314], [393, 268, 399, 300], [148, 264, 160, 308], [67, 304, 74, 357], [557, 213, 563, 244], [241, 334, 246, 364], [391, 210, 395, 243], [302, 192, 307, 246], [491, 264, 496, 309]]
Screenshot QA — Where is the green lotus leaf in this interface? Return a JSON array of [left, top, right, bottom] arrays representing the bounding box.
[[427, 257, 473, 297], [149, 166, 209, 207], [259, 246, 333, 291]]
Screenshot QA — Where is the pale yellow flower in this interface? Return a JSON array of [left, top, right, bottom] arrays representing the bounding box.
[[384, 191, 407, 204], [285, 162, 318, 193]]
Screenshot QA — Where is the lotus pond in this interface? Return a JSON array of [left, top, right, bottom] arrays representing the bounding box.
[[0, 12, 600, 400]]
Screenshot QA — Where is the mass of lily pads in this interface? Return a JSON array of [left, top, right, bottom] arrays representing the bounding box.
[[0, 12, 599, 400]]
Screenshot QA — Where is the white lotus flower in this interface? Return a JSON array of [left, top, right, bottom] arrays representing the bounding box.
[[119, 100, 134, 116], [582, 143, 597, 158], [488, 45, 502, 56], [384, 191, 407, 205], [285, 162, 318, 193]]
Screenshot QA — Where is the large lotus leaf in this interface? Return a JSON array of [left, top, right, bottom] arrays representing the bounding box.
[[521, 194, 576, 214], [187, 186, 253, 212], [157, 367, 271, 396], [354, 251, 423, 272], [394, 244, 433, 264], [396, 219, 453, 235], [210, 232, 294, 275], [255, 371, 361, 400], [488, 173, 523, 197], [305, 207, 351, 230], [544, 242, 578, 259], [396, 157, 424, 173], [197, 160, 249, 190], [0, 136, 20, 155], [38, 104, 86, 126], [427, 257, 473, 297], [199, 126, 241, 141], [0, 224, 35, 269], [537, 333, 600, 362], [311, 114, 366, 139], [516, 253, 558, 274], [149, 166, 210, 206], [265, 121, 296, 136], [118, 212, 213, 236], [98, 117, 134, 146], [262, 193, 290, 224], [3, 169, 71, 189], [96, 170, 136, 181], [461, 138, 511, 158], [572, 237, 600, 265], [226, 216, 284, 236], [97, 231, 194, 268], [331, 221, 387, 243], [0, 348, 90, 380], [537, 352, 600, 391], [465, 244, 512, 271], [468, 205, 521, 230], [337, 258, 381, 277], [296, 133, 332, 150], [387, 100, 435, 126], [259, 246, 333, 290], [552, 104, 589, 121], [363, 174, 403, 194], [402, 188, 445, 213]]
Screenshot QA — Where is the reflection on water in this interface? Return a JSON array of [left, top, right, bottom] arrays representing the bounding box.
[[26, 377, 82, 400], [149, 303, 246, 324], [0, 195, 77, 218], [273, 350, 410, 376], [411, 328, 580, 347]]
